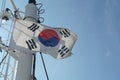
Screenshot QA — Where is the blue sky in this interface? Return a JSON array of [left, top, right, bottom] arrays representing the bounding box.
[[0, 0, 120, 80]]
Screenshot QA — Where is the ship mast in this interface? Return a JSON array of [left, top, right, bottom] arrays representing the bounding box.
[[0, 0, 43, 79], [11, 0, 38, 80], [0, 0, 77, 80]]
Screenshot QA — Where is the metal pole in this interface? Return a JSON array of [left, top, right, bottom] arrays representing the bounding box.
[[10, 0, 21, 19], [4, 55, 10, 80]]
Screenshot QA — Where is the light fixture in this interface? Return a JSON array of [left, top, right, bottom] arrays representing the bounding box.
[[2, 16, 9, 21], [1, 16, 9, 23]]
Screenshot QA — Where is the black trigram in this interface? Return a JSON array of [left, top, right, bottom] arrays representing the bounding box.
[[58, 45, 70, 57], [60, 29, 71, 38], [28, 23, 40, 32], [26, 39, 37, 50]]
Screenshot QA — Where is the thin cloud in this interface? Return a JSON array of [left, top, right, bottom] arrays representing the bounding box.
[[106, 50, 111, 57], [104, 0, 120, 40], [104, 0, 120, 54]]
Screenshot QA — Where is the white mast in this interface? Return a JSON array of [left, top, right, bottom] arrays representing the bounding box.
[[0, 0, 38, 79], [9, 0, 38, 80]]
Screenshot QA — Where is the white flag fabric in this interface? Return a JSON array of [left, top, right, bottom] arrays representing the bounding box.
[[11, 20, 77, 59]]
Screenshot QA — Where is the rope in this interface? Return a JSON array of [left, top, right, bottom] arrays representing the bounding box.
[[0, 53, 8, 77], [33, 54, 37, 80], [40, 52, 49, 80], [0, 53, 8, 66]]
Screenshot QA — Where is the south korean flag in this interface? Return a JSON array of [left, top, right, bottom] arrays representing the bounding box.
[[11, 19, 77, 59]]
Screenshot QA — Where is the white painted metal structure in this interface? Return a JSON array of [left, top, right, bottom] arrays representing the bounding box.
[[11, 1, 38, 80], [0, 0, 38, 80]]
